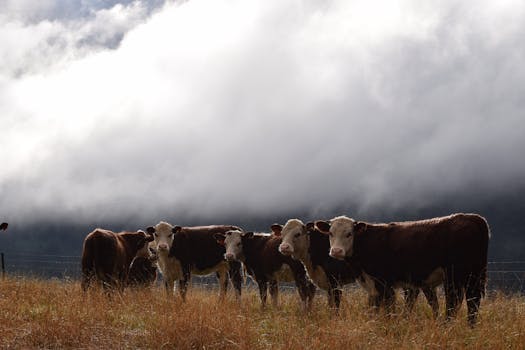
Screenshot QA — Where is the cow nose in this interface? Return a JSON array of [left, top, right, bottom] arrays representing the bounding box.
[[330, 247, 345, 260], [279, 243, 293, 255], [158, 244, 169, 251], [224, 253, 235, 261]]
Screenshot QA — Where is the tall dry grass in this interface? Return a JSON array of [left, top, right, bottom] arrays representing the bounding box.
[[0, 276, 524, 349]]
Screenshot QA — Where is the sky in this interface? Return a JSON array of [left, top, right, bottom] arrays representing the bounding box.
[[1, 0, 525, 227]]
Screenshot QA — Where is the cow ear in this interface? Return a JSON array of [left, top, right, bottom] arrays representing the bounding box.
[[354, 221, 367, 233], [305, 222, 314, 232], [314, 220, 331, 234], [214, 233, 226, 245], [270, 224, 282, 236], [145, 232, 155, 242], [172, 226, 182, 234], [243, 232, 254, 239], [146, 226, 155, 234]]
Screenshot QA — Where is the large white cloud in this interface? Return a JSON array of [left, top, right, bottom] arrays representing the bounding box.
[[2, 0, 525, 225]]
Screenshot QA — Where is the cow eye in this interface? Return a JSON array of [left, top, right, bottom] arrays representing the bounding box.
[[294, 232, 301, 238], [328, 232, 333, 237], [153, 232, 158, 237], [237, 242, 242, 247], [346, 232, 352, 238]]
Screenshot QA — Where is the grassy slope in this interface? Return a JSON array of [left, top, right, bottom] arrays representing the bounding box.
[[0, 277, 524, 349]]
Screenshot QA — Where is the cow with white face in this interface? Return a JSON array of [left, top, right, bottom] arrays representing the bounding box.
[[315, 214, 491, 325], [276, 219, 358, 310], [147, 221, 243, 301], [214, 229, 315, 309], [314, 216, 360, 260]]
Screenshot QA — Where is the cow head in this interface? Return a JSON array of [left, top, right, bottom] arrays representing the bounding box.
[[0, 222, 8, 231], [315, 216, 366, 260], [277, 219, 309, 260], [136, 233, 157, 259], [214, 230, 252, 262], [146, 221, 182, 253]]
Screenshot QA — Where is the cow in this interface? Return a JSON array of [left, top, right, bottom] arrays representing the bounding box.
[[214, 229, 316, 310], [0, 222, 7, 231], [274, 220, 359, 310], [128, 242, 158, 287], [275, 219, 436, 314], [81, 228, 154, 292], [146, 221, 243, 301], [315, 213, 490, 325]]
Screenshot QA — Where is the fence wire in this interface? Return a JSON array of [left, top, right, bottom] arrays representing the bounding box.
[[1, 252, 524, 293]]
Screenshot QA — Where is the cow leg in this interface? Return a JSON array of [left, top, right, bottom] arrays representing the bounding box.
[[466, 273, 483, 327], [228, 261, 243, 302], [422, 287, 439, 319], [444, 276, 463, 320], [178, 279, 188, 302], [383, 285, 396, 315], [269, 280, 279, 308], [218, 270, 229, 301], [258, 280, 268, 309], [403, 287, 419, 314], [327, 288, 335, 308], [307, 282, 316, 311], [164, 278, 175, 296]]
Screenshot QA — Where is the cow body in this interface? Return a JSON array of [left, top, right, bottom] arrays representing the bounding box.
[[216, 230, 316, 309], [81, 229, 153, 292], [147, 222, 243, 301], [275, 220, 357, 309], [317, 213, 490, 325]]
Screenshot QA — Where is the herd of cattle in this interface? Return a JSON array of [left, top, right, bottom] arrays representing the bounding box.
[[80, 213, 490, 325]]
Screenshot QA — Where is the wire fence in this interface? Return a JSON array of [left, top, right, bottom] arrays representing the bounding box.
[[1, 252, 524, 293]]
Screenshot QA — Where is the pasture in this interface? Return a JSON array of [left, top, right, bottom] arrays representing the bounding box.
[[0, 277, 524, 349]]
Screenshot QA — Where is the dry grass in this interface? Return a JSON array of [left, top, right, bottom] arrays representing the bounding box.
[[0, 276, 524, 349]]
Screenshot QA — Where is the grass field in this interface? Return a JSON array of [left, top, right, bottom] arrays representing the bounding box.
[[0, 277, 524, 349]]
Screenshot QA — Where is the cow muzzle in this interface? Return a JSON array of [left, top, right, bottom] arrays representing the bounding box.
[[329, 247, 345, 260], [278, 243, 293, 256], [224, 253, 235, 261], [158, 243, 169, 252]]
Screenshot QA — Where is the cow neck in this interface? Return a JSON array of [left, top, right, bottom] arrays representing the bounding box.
[[290, 235, 315, 276], [119, 232, 142, 266], [241, 235, 267, 268]]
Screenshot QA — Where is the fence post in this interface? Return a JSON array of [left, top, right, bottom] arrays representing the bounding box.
[[1, 252, 5, 280]]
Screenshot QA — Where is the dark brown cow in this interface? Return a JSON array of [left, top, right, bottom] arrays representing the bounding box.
[[128, 244, 158, 287], [81, 228, 154, 292], [0, 222, 8, 231], [315, 213, 490, 325], [147, 221, 243, 301], [214, 230, 316, 309]]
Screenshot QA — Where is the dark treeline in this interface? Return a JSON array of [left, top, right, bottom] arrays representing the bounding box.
[[1, 192, 524, 260]]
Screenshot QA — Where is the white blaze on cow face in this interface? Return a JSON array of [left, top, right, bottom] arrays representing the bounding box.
[[148, 221, 179, 253], [278, 219, 308, 260], [223, 230, 244, 262], [327, 216, 356, 260]]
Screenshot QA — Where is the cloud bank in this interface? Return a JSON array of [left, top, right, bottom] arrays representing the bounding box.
[[2, 0, 525, 225]]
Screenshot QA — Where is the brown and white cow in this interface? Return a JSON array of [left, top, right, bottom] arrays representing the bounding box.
[[81, 228, 154, 292], [146, 221, 243, 301], [276, 219, 437, 314], [0, 222, 8, 231], [275, 219, 359, 310], [214, 229, 316, 310], [315, 213, 490, 325]]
